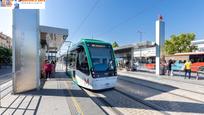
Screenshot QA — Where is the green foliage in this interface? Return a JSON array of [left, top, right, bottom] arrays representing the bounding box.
[[112, 41, 119, 48], [0, 46, 12, 64], [164, 33, 198, 55]]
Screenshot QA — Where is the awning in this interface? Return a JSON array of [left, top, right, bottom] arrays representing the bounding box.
[[40, 25, 69, 52]]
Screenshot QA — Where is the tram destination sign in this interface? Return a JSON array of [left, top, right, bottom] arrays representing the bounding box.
[[88, 44, 109, 48]]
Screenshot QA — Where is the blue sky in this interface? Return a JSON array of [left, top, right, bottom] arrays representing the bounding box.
[[1, 0, 204, 46], [0, 9, 12, 37], [40, 0, 204, 45]]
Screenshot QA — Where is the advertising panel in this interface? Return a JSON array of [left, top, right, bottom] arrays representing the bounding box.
[[13, 9, 40, 93]]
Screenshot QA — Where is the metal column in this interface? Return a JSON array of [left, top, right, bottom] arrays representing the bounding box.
[[155, 16, 165, 75]]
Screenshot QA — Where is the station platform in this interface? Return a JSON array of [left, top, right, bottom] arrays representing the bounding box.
[[0, 63, 105, 115]]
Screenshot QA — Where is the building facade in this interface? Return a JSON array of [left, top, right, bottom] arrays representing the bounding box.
[[191, 40, 204, 52], [0, 32, 12, 48], [114, 41, 156, 69]]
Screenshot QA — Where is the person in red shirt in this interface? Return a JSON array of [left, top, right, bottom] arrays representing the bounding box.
[[43, 60, 52, 79]]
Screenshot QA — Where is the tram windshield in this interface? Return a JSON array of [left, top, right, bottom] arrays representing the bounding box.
[[88, 44, 115, 72]]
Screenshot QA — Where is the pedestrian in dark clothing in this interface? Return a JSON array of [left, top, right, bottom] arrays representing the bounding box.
[[167, 59, 173, 76]]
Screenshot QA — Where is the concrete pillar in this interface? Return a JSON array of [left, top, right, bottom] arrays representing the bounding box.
[[155, 16, 165, 75], [12, 10, 40, 93]]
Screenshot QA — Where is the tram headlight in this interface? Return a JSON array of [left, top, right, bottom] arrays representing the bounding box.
[[91, 69, 96, 78]]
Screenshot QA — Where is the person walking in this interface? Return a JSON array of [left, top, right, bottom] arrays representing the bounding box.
[[184, 60, 192, 79], [167, 59, 173, 76]]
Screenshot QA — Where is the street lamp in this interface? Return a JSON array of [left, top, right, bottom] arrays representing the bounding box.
[[137, 31, 143, 63]]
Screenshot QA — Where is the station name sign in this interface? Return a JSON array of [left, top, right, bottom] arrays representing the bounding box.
[[0, 0, 46, 9]]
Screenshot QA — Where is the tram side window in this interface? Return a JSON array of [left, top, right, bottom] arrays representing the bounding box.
[[68, 52, 76, 69], [76, 47, 90, 75]]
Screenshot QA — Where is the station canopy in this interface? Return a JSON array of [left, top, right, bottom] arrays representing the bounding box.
[[40, 25, 68, 53], [114, 40, 155, 52]]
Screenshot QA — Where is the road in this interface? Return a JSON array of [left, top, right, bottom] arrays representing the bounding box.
[[0, 66, 12, 84], [0, 66, 12, 76]]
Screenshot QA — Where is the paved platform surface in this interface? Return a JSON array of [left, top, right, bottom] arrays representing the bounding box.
[[118, 70, 204, 94], [0, 63, 105, 115]]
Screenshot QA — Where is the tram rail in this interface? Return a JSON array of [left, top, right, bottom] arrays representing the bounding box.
[[82, 88, 124, 115], [122, 71, 204, 87], [83, 88, 166, 115], [118, 76, 204, 103]]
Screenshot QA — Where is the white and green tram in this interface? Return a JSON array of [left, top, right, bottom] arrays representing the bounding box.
[[67, 39, 118, 90]]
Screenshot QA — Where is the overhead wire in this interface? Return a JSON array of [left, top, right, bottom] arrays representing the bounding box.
[[95, 0, 164, 38], [72, 0, 101, 38]]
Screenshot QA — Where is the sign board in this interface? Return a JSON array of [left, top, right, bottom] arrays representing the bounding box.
[[1, 0, 45, 9], [134, 47, 156, 57]]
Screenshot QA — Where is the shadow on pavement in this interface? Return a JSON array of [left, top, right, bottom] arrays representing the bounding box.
[[105, 75, 204, 114]]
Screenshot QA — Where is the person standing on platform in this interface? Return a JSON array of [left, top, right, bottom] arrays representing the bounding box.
[[167, 59, 173, 76], [51, 60, 56, 77], [184, 60, 192, 79], [43, 60, 52, 79]]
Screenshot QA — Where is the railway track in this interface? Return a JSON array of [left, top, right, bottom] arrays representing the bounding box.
[[118, 77, 204, 104], [124, 71, 204, 87], [82, 88, 124, 115], [113, 89, 168, 115], [83, 88, 166, 115]]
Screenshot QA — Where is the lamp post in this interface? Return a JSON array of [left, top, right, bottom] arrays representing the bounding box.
[[137, 31, 143, 62]]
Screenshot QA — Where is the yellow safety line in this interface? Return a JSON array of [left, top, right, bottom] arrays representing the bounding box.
[[67, 82, 84, 115]]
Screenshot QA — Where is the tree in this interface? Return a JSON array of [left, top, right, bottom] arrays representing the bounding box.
[[0, 46, 12, 64], [164, 33, 197, 55], [112, 41, 119, 48]]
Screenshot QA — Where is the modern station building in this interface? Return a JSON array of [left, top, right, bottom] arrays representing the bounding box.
[[114, 41, 156, 68], [114, 39, 204, 70], [191, 40, 204, 52], [0, 32, 12, 48]]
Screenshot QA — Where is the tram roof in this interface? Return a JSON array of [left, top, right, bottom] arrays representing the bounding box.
[[80, 39, 111, 45], [70, 38, 111, 51]]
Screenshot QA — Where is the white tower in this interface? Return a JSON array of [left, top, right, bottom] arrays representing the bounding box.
[[155, 15, 165, 75]]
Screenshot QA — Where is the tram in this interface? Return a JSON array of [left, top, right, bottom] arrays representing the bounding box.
[[67, 39, 118, 90]]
